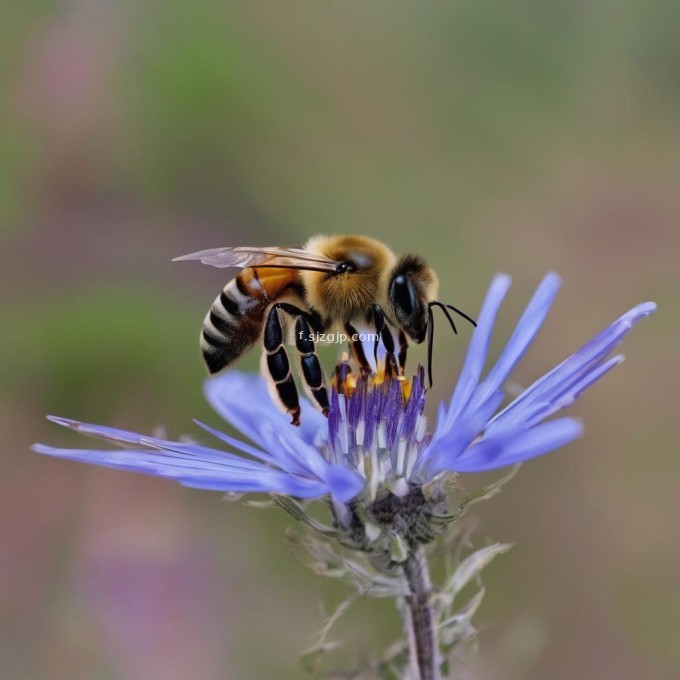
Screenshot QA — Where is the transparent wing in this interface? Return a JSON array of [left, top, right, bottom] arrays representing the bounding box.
[[173, 245, 340, 272]]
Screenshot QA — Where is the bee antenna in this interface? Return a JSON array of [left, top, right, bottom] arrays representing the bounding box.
[[428, 301, 458, 335], [426, 301, 477, 389], [427, 301, 458, 390], [426, 304, 435, 389], [443, 303, 477, 328]]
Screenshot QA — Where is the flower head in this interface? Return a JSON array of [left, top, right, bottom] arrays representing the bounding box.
[[34, 274, 655, 558]]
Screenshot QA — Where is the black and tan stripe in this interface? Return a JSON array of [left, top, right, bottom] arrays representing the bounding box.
[[200, 280, 261, 375]]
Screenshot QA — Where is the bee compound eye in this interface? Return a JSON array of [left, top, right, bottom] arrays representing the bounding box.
[[336, 261, 356, 274], [392, 274, 415, 315]]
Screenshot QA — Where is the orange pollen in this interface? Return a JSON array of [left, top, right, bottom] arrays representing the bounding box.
[[332, 355, 412, 400]]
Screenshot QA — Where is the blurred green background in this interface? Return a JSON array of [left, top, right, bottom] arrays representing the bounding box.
[[2, 1, 678, 678]]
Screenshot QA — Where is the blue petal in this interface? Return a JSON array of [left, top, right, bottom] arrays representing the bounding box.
[[486, 302, 655, 431], [445, 275, 511, 426], [45, 416, 148, 447], [323, 464, 365, 503], [416, 389, 505, 477], [449, 418, 584, 472], [33, 442, 273, 475], [204, 371, 325, 448], [204, 372, 337, 478], [181, 474, 331, 498], [496, 354, 623, 431], [425, 286, 655, 478], [472, 273, 560, 407], [261, 425, 364, 500], [192, 419, 279, 465], [32, 442, 343, 500], [256, 420, 332, 478], [35, 404, 360, 502]]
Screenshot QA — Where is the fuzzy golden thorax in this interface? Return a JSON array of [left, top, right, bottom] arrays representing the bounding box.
[[301, 235, 397, 325]]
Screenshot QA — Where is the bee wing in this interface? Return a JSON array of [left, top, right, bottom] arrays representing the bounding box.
[[173, 246, 340, 272]]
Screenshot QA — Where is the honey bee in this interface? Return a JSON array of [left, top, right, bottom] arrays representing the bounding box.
[[174, 235, 475, 425]]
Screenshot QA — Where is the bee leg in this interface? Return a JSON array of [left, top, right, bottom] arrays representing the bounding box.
[[369, 304, 385, 370], [345, 322, 373, 379], [334, 353, 354, 395], [263, 304, 301, 426], [294, 314, 330, 416], [398, 331, 408, 374], [370, 305, 400, 377], [270, 302, 330, 418]]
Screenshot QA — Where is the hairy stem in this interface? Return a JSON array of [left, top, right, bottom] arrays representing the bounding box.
[[403, 546, 440, 680]]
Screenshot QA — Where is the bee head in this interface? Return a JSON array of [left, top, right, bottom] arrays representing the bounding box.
[[387, 255, 438, 343]]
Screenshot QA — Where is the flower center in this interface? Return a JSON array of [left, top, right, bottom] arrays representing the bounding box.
[[322, 354, 431, 504]]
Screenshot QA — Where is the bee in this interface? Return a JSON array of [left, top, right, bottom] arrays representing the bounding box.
[[174, 235, 475, 425]]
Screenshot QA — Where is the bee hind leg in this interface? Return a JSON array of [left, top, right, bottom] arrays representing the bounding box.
[[293, 313, 330, 417], [263, 303, 330, 424], [263, 304, 301, 426]]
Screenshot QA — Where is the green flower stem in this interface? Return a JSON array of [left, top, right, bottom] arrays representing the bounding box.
[[403, 546, 440, 680]]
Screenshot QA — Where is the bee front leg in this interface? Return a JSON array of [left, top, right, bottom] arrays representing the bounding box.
[[345, 322, 373, 379], [370, 305, 400, 378], [263, 304, 301, 426], [398, 330, 408, 374]]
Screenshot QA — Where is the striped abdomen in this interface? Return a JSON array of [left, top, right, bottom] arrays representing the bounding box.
[[200, 267, 303, 374]]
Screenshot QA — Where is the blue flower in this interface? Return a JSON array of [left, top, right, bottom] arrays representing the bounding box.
[[33, 274, 655, 510]]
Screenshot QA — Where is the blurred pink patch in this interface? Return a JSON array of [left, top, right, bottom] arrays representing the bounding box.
[[16, 7, 121, 134], [73, 475, 229, 680]]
